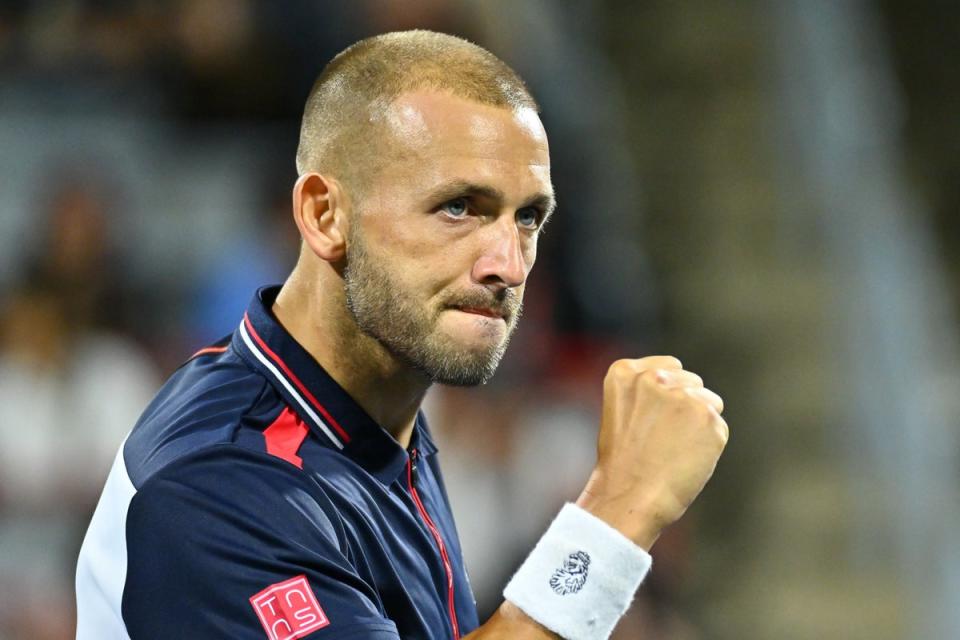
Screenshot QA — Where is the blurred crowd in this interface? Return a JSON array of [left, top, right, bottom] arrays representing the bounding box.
[[7, 2, 958, 639], [0, 2, 689, 639]]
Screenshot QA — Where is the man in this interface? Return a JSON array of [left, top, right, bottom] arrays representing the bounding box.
[[76, 30, 728, 640]]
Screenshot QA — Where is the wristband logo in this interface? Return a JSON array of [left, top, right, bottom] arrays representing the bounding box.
[[549, 551, 591, 595]]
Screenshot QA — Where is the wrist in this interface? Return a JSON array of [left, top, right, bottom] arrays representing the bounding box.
[[575, 474, 671, 551], [503, 504, 653, 640]]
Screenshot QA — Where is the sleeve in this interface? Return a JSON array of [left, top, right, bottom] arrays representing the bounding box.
[[121, 445, 401, 639]]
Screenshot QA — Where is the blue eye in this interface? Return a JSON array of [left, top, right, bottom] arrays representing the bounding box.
[[517, 207, 540, 229], [442, 198, 469, 218]]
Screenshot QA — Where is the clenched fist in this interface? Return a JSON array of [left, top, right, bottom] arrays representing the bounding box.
[[576, 356, 728, 550]]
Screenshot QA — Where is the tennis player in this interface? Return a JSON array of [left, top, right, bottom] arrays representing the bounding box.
[[76, 30, 727, 640]]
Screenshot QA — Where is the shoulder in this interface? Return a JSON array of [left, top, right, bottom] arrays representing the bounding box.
[[122, 345, 280, 489], [130, 442, 345, 546]]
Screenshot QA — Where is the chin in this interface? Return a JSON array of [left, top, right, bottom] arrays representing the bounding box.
[[428, 353, 501, 387], [441, 311, 508, 345], [402, 312, 516, 385], [415, 334, 506, 387]]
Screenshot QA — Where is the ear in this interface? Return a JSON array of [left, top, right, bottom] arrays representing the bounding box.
[[292, 172, 349, 262]]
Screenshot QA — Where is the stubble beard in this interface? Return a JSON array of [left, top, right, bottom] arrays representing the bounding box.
[[343, 225, 522, 386]]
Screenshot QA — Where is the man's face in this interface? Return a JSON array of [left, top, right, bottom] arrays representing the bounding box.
[[343, 90, 553, 386]]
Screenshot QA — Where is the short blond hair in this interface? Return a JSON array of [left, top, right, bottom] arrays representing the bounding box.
[[295, 30, 538, 192]]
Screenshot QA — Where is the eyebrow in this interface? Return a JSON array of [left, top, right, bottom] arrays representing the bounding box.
[[424, 179, 557, 221]]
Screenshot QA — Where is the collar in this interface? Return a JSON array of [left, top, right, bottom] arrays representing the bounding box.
[[232, 285, 438, 484]]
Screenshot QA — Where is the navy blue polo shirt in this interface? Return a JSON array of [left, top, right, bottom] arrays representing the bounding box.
[[76, 286, 479, 639]]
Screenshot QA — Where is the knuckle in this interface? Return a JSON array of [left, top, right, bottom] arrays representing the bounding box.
[[606, 360, 643, 391], [665, 387, 687, 404], [603, 365, 621, 385], [640, 368, 663, 385], [691, 399, 711, 419], [660, 355, 682, 369], [606, 359, 632, 378], [707, 408, 725, 427], [637, 355, 682, 372], [697, 387, 723, 411], [714, 417, 730, 444], [682, 388, 711, 410], [707, 391, 725, 410]]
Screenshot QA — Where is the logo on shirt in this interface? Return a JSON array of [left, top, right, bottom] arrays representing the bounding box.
[[549, 551, 591, 595], [250, 575, 329, 640]]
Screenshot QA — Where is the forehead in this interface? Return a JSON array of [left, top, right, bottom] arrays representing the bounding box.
[[378, 89, 551, 192]]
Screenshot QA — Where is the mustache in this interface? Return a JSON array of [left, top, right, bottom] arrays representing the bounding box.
[[443, 289, 522, 319]]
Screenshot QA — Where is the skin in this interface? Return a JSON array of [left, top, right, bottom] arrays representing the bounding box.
[[274, 89, 729, 639], [275, 89, 552, 445]]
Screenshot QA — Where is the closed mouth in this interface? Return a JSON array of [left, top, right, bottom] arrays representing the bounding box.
[[455, 306, 505, 319]]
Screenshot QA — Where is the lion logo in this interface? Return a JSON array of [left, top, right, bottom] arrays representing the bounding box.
[[549, 550, 591, 595]]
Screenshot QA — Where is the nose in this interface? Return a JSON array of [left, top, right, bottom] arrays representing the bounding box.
[[471, 218, 528, 289]]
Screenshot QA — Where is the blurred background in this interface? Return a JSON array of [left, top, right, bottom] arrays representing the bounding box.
[[1, 1, 958, 638]]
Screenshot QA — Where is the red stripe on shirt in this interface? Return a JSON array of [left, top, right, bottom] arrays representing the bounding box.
[[263, 406, 309, 469], [191, 345, 229, 358], [243, 313, 351, 443]]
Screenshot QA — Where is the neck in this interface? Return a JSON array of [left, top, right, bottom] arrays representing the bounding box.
[[272, 268, 429, 449]]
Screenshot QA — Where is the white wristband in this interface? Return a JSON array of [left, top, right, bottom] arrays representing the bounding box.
[[503, 503, 652, 640]]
